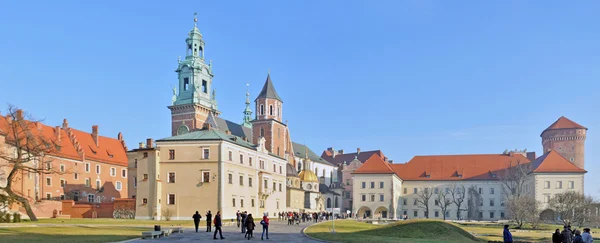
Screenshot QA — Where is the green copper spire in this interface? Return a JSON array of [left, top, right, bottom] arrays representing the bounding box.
[[242, 83, 253, 128]]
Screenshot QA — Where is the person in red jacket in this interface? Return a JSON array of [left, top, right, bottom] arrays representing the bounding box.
[[261, 212, 270, 240]]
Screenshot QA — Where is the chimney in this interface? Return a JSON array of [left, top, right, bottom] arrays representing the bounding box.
[[62, 119, 69, 129], [338, 149, 344, 155], [146, 138, 153, 148], [508, 151, 514, 157], [15, 109, 24, 120], [357, 148, 361, 154], [527, 152, 537, 161], [55, 126, 61, 142], [389, 160, 394, 163], [384, 157, 388, 162], [117, 132, 123, 141], [225, 130, 231, 135], [92, 125, 99, 146], [139, 142, 144, 149]]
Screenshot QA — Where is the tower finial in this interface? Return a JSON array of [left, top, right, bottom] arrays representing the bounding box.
[[194, 12, 198, 27], [242, 83, 253, 128], [268, 68, 271, 75]]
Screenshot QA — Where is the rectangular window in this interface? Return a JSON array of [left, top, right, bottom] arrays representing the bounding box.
[[85, 178, 90, 187], [183, 77, 189, 91], [478, 187, 483, 194], [379, 182, 384, 188], [232, 198, 236, 207], [202, 80, 208, 93], [272, 182, 276, 191], [60, 179, 65, 188], [239, 175, 244, 186], [403, 188, 407, 194], [501, 212, 505, 219], [544, 181, 550, 189], [413, 188, 417, 194], [379, 194, 384, 201], [264, 179, 268, 188], [46, 193, 51, 200], [228, 174, 233, 184], [251, 199, 255, 207], [96, 180, 101, 189], [279, 183, 282, 192], [370, 195, 375, 201], [143, 174, 149, 180], [544, 194, 550, 203], [110, 167, 116, 177], [46, 177, 51, 186], [556, 181, 562, 189], [249, 177, 253, 187], [434, 188, 439, 194], [273, 164, 276, 173], [413, 199, 417, 205], [490, 188, 495, 194], [74, 173, 79, 180], [413, 211, 418, 217], [361, 195, 366, 201], [370, 182, 375, 188], [169, 150, 175, 160], [346, 179, 350, 186], [168, 172, 176, 183], [88, 194, 94, 203], [435, 211, 439, 217], [122, 169, 126, 178], [85, 163, 90, 173], [478, 212, 483, 219], [361, 182, 366, 189], [490, 199, 495, 207], [203, 172, 210, 183], [143, 152, 148, 158], [134, 159, 138, 168], [134, 177, 137, 188], [241, 199, 244, 208], [260, 160, 265, 169], [46, 161, 52, 170], [60, 194, 65, 200], [168, 194, 175, 205], [60, 164, 65, 173], [403, 199, 407, 205], [249, 157, 253, 166], [116, 181, 122, 191], [568, 181, 574, 189], [96, 165, 100, 174], [228, 151, 232, 161], [203, 149, 210, 159], [435, 200, 439, 206], [279, 166, 282, 174], [490, 212, 495, 219]]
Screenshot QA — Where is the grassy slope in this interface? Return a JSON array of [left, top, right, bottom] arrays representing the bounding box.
[[0, 226, 147, 243], [306, 219, 482, 243]]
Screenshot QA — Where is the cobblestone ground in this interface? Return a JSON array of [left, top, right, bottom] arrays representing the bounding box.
[[124, 219, 322, 243]]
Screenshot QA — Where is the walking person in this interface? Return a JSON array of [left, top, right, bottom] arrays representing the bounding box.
[[573, 230, 584, 243], [553, 229, 563, 243], [206, 210, 213, 232], [261, 212, 269, 240], [503, 225, 513, 243], [213, 211, 225, 240], [237, 210, 241, 228], [562, 226, 573, 243], [246, 213, 256, 240], [582, 228, 593, 243], [193, 211, 202, 233], [241, 211, 248, 234]]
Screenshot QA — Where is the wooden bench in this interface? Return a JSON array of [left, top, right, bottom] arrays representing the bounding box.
[[171, 227, 183, 233], [141, 231, 162, 239], [162, 229, 173, 236]]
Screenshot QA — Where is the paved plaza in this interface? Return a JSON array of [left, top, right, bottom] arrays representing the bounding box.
[[124, 220, 323, 243]]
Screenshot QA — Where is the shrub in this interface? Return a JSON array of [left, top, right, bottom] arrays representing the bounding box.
[[162, 208, 174, 221], [113, 209, 135, 219]]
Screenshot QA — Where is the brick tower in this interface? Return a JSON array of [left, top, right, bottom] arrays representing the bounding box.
[[540, 116, 587, 170], [251, 73, 288, 158], [168, 13, 220, 136]]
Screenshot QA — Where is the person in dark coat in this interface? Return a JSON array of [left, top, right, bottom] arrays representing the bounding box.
[[246, 213, 256, 240], [213, 211, 224, 240], [503, 225, 513, 243], [206, 210, 212, 232], [573, 230, 584, 243], [192, 211, 202, 233], [236, 210, 241, 227], [553, 229, 563, 243], [241, 211, 248, 234], [562, 226, 573, 243]]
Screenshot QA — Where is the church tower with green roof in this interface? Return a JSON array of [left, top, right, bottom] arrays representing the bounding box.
[[168, 13, 220, 136]]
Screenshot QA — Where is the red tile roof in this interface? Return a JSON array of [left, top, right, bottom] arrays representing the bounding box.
[[0, 113, 128, 166], [321, 150, 385, 166], [532, 150, 586, 173], [542, 116, 587, 134], [353, 154, 395, 174], [353, 153, 540, 181]]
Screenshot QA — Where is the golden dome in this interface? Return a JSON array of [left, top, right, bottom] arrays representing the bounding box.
[[298, 170, 319, 182]]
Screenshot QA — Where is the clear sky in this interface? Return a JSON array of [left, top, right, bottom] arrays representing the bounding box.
[[1, 1, 598, 197]]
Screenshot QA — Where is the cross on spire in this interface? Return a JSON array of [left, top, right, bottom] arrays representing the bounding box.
[[194, 12, 198, 27]]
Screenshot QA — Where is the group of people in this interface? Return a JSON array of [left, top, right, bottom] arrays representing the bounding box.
[[191, 210, 271, 240], [552, 225, 594, 243], [277, 211, 336, 225], [502, 224, 594, 243]]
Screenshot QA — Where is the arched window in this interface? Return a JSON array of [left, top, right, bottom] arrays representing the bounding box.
[[334, 197, 339, 208], [260, 127, 264, 137], [260, 105, 264, 115], [297, 161, 302, 172], [327, 198, 332, 209], [269, 105, 273, 115]]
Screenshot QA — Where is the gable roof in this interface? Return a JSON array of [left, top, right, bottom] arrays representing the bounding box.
[[255, 74, 282, 102], [321, 149, 385, 166], [0, 114, 128, 166], [292, 142, 333, 166], [214, 116, 252, 139], [532, 150, 586, 173], [157, 128, 256, 149], [541, 116, 587, 135], [353, 154, 395, 174]]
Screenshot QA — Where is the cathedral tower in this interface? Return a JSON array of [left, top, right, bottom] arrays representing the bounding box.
[[251, 73, 288, 158], [168, 13, 220, 136], [541, 116, 587, 170]]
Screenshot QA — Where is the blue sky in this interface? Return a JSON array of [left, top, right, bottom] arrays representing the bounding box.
[[1, 1, 599, 197]]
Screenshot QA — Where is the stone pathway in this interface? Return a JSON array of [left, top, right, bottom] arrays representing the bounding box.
[[123, 220, 322, 243]]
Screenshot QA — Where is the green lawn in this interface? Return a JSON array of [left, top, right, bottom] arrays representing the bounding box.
[[0, 226, 147, 243], [305, 219, 482, 243]]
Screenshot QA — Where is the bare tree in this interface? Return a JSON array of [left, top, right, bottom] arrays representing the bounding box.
[[505, 195, 539, 229], [467, 186, 482, 220], [548, 191, 596, 227], [435, 188, 453, 220], [449, 184, 466, 220], [0, 106, 65, 221], [498, 159, 532, 198], [415, 187, 433, 218]]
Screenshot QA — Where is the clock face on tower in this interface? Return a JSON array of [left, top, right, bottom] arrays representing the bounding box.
[[177, 125, 190, 135]]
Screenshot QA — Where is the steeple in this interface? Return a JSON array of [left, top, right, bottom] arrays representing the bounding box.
[[255, 73, 283, 102], [242, 83, 253, 128]]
